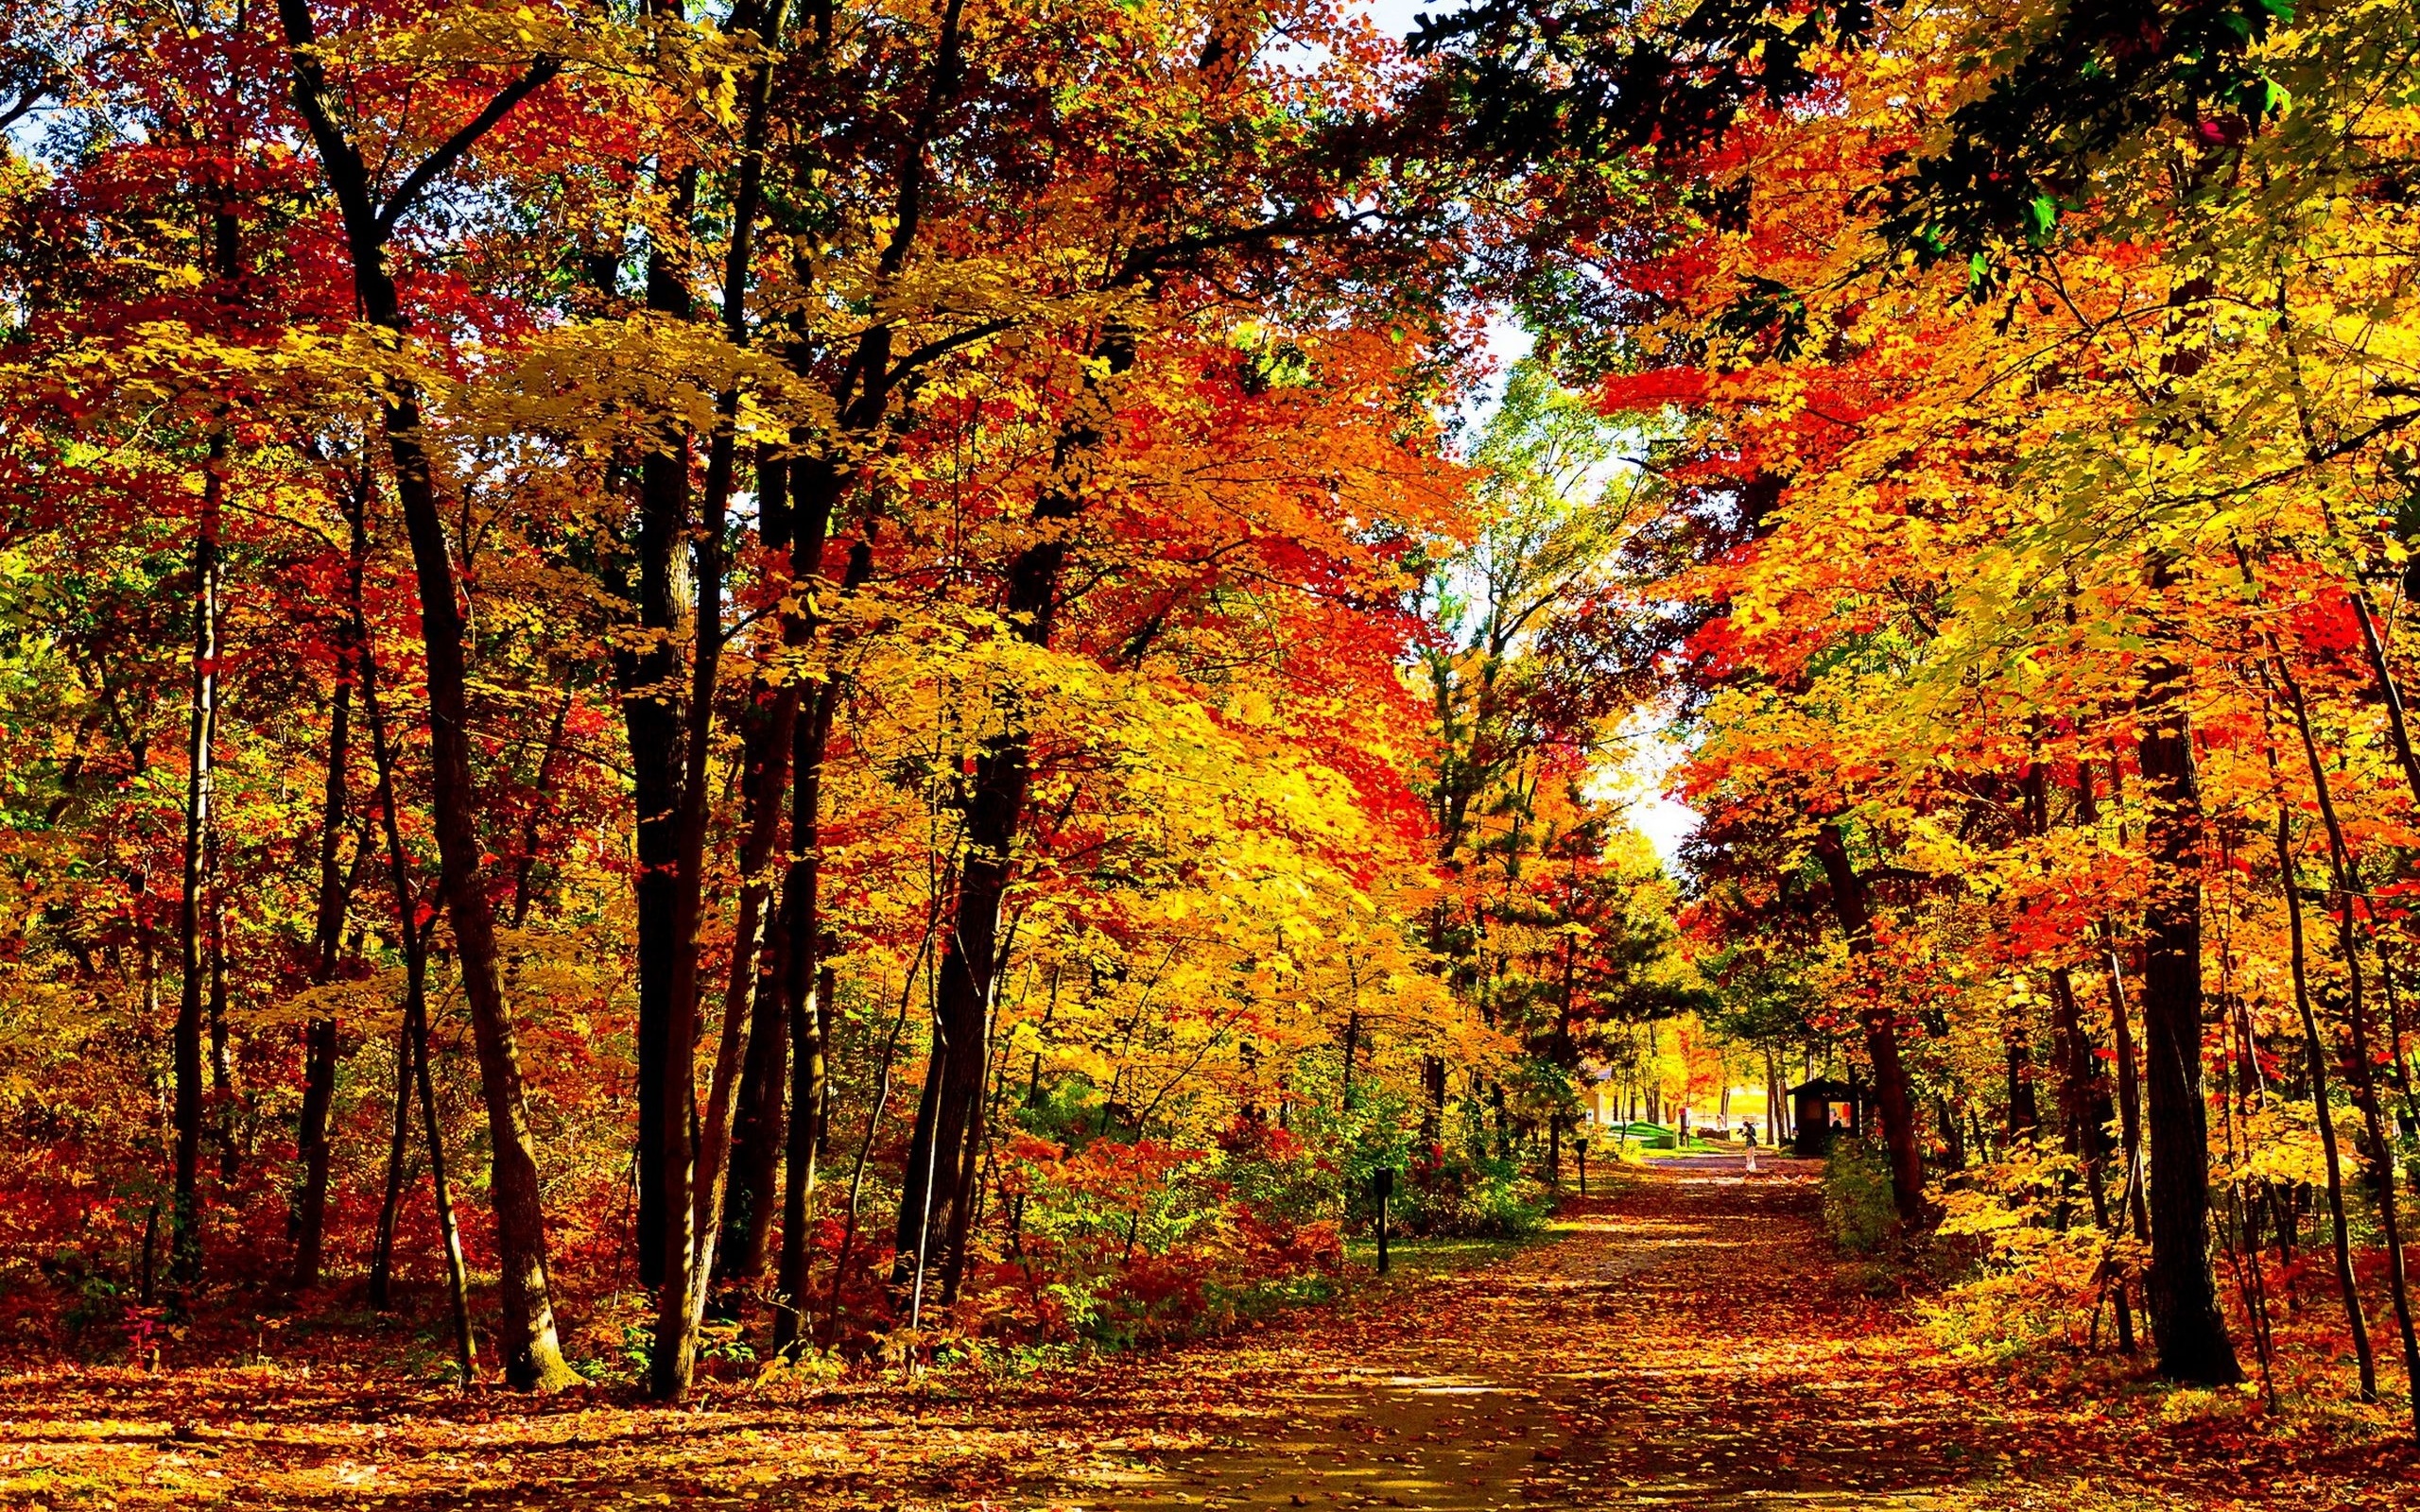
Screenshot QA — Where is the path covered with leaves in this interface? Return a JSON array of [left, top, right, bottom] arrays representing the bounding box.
[[3, 1160, 2410, 1509]]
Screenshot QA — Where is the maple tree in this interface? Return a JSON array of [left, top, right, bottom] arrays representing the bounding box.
[[0, 0, 2413, 1502], [1411, 0, 2420, 1429]]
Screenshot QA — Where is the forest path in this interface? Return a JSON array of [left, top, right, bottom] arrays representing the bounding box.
[[1076, 1155, 1966, 1512], [9, 1159, 2409, 1509]]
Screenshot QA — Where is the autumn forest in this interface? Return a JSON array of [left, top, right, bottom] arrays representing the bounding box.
[[2, 0, 2418, 1506]]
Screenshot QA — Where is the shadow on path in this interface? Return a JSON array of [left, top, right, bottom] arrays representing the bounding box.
[[1080, 1158, 2064, 1511]]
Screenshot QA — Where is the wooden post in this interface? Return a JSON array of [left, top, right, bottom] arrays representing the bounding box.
[[1373, 1167, 1393, 1275]]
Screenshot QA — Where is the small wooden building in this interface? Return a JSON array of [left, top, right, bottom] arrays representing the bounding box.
[[1788, 1076, 1860, 1158]]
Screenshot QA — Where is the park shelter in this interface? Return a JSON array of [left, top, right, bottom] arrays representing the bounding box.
[[1788, 1077, 1859, 1158]]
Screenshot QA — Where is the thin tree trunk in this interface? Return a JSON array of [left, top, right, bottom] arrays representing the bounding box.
[[770, 541, 873, 1351], [715, 686, 800, 1298], [278, 9, 575, 1386], [2051, 962, 2135, 1351], [2276, 807, 2376, 1400], [2274, 658, 2411, 1418], [2102, 936, 2151, 1245], [2338, 921, 2420, 1439], [169, 412, 225, 1304], [353, 480, 476, 1383], [409, 960, 476, 1385], [291, 610, 357, 1290], [890, 329, 1134, 1309], [1810, 821, 1924, 1223], [2347, 585, 2420, 812], [625, 190, 694, 1301], [823, 948, 927, 1352], [368, 999, 414, 1311], [649, 0, 796, 1394], [510, 690, 573, 930], [1340, 1011, 1359, 1110], [169, 200, 244, 1299], [208, 872, 234, 1186]]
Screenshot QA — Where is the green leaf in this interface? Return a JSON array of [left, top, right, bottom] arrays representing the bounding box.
[[2026, 195, 2058, 244]]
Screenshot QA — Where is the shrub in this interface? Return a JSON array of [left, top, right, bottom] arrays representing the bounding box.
[[1396, 1141, 1551, 1239], [1917, 1143, 2112, 1359], [1821, 1139, 1897, 1255], [977, 1116, 1342, 1349]]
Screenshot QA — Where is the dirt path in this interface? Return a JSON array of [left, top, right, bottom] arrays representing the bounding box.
[[6, 1158, 2412, 1509], [1080, 1155, 1939, 1512], [1053, 1157, 2406, 1512]]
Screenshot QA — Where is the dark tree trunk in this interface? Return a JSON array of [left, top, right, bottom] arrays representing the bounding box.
[[277, 2, 572, 1384], [1419, 1055, 1446, 1147], [769, 530, 871, 1351], [716, 682, 801, 1296], [208, 875, 234, 1185], [2273, 651, 2403, 1407], [169, 446, 221, 1302], [291, 619, 356, 1290], [1811, 821, 1924, 1223], [2133, 637, 2241, 1385], [723, 956, 789, 1288], [2006, 1035, 2040, 1140], [625, 214, 692, 1299], [170, 203, 241, 1303], [2337, 923, 2420, 1436], [373, 361, 572, 1392], [368, 995, 413, 1312], [2276, 808, 2376, 1400], [510, 691, 573, 930], [648, 0, 803, 1384], [890, 334, 1133, 1315], [353, 524, 475, 1380]]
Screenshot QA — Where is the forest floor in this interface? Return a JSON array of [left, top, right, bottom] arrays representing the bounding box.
[[3, 1157, 2414, 1510]]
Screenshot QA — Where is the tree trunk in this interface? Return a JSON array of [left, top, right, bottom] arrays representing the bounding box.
[[2133, 636, 2241, 1384], [2276, 808, 2376, 1400], [716, 682, 800, 1297], [2273, 652, 2406, 1409], [646, 402, 708, 1399], [510, 691, 573, 929], [625, 215, 692, 1301], [648, 0, 804, 1383], [2006, 1031, 2039, 1139], [890, 335, 1136, 1313], [355, 547, 475, 1382], [1811, 821, 1924, 1222], [409, 958, 477, 1385], [2337, 916, 2420, 1438], [1340, 1010, 1359, 1109], [169, 441, 222, 1302], [368, 997, 414, 1312], [291, 623, 356, 1290], [278, 1, 571, 1385], [1420, 1055, 1446, 1147], [769, 530, 870, 1349], [169, 201, 243, 1302], [379, 375, 572, 1390], [208, 871, 235, 1186], [724, 936, 790, 1296]]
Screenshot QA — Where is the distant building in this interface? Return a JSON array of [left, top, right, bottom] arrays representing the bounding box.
[[1787, 1077, 1861, 1158]]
